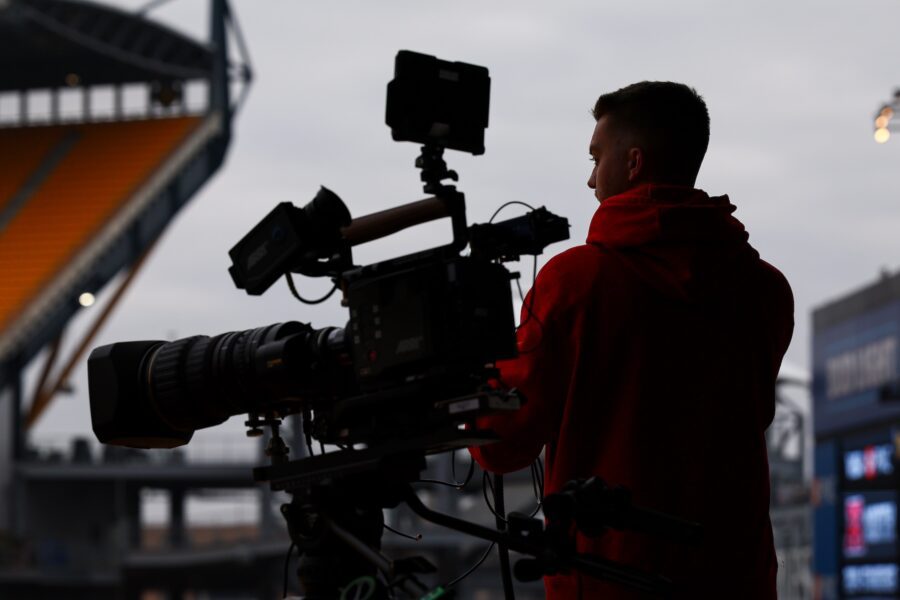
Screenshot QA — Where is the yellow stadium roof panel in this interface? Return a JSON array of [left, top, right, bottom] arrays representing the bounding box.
[[0, 117, 203, 336]]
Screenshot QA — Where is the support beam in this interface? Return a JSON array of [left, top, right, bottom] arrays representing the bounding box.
[[169, 487, 186, 548], [82, 85, 91, 119], [11, 362, 23, 462], [25, 238, 159, 429]]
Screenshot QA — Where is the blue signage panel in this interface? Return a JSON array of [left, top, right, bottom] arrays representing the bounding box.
[[812, 301, 900, 438], [842, 563, 898, 597], [814, 440, 839, 598]]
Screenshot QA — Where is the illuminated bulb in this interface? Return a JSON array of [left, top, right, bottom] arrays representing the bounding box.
[[78, 292, 95, 307], [876, 115, 891, 129]]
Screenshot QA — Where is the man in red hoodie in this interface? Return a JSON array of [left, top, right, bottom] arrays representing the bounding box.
[[470, 82, 793, 598]]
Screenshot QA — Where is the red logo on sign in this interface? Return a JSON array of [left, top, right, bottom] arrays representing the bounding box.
[[864, 445, 877, 479], [845, 495, 865, 556]]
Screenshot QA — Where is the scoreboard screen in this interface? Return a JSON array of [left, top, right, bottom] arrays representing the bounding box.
[[843, 491, 897, 562], [842, 563, 898, 596], [843, 442, 894, 483]]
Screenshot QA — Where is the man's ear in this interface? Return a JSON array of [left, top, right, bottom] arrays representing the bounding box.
[[626, 147, 644, 182]]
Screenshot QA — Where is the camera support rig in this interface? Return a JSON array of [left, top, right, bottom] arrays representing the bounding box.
[[251, 416, 701, 599]]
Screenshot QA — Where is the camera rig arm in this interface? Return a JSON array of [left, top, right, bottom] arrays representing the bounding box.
[[256, 424, 700, 599], [402, 485, 677, 597]]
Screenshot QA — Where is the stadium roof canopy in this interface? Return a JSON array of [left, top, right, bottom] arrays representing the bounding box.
[[0, 0, 215, 92]]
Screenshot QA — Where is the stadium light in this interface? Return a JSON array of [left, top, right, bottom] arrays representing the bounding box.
[[78, 292, 95, 307], [873, 101, 898, 144]]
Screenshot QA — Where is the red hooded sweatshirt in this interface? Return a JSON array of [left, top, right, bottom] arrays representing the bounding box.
[[470, 184, 793, 599]]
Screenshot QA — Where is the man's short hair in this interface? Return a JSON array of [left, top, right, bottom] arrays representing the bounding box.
[[592, 81, 710, 186]]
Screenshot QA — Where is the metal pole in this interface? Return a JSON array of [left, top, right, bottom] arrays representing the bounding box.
[[26, 238, 159, 429], [11, 360, 23, 462]]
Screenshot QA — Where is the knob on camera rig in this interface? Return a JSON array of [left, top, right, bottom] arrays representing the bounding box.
[[87, 50, 699, 598]]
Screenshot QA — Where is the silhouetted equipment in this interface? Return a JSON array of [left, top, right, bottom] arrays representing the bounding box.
[[88, 50, 699, 598], [386, 50, 490, 155], [88, 50, 568, 452]]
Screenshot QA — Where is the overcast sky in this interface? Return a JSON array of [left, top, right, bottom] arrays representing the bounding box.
[[28, 0, 900, 441]]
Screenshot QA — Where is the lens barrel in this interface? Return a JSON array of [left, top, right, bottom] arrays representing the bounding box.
[[89, 322, 340, 448]]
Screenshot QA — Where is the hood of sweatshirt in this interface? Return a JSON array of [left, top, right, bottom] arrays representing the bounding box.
[[585, 183, 760, 303]]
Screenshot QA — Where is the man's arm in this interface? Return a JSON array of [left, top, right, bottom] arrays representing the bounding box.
[[469, 253, 581, 473]]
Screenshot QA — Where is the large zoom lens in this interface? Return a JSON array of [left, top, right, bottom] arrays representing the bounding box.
[[88, 322, 346, 448]]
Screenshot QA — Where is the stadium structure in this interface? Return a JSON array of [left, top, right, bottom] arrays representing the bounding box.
[[0, 2, 546, 598], [0, 0, 272, 597]]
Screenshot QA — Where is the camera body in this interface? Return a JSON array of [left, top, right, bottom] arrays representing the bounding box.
[[345, 254, 515, 388]]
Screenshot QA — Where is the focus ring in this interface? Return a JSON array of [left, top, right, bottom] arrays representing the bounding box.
[[150, 336, 205, 431]]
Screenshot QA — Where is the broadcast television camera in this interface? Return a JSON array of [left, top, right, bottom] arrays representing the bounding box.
[[87, 51, 698, 599], [88, 49, 569, 452]]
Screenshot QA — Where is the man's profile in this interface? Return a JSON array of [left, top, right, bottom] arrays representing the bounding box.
[[471, 81, 794, 599]]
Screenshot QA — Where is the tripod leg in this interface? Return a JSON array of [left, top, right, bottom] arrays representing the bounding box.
[[283, 493, 387, 599]]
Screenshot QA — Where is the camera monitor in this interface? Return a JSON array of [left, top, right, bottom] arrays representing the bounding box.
[[386, 50, 490, 155]]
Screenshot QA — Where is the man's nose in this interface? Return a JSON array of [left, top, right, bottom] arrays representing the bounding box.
[[587, 173, 595, 189]]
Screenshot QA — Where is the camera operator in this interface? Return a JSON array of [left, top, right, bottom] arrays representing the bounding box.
[[470, 81, 794, 599]]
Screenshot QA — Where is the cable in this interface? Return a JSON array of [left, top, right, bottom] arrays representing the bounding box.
[[446, 542, 496, 588], [339, 576, 377, 600], [449, 464, 544, 591], [532, 457, 545, 500], [282, 542, 295, 599], [489, 200, 537, 224], [286, 273, 339, 304], [483, 461, 543, 519], [413, 478, 467, 488], [482, 472, 507, 525], [452, 449, 477, 488], [527, 457, 545, 518], [383, 523, 422, 541], [514, 257, 545, 355], [519, 256, 539, 326], [486, 201, 545, 352], [530, 463, 540, 500], [415, 450, 476, 489]]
